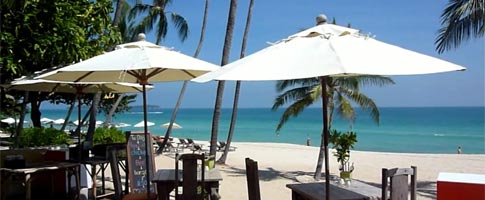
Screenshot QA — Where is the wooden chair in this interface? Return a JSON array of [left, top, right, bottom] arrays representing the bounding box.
[[175, 153, 206, 200], [382, 166, 417, 200], [245, 157, 261, 200]]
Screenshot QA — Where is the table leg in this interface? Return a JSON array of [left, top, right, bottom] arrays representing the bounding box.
[[101, 163, 106, 194], [91, 164, 97, 199], [207, 182, 220, 200], [75, 165, 80, 200], [156, 183, 174, 200], [25, 174, 31, 200]]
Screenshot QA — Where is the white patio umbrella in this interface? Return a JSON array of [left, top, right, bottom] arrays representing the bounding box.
[[2, 76, 151, 160], [53, 118, 65, 125], [193, 15, 466, 199], [36, 33, 219, 194], [161, 122, 182, 129], [1, 117, 17, 124], [40, 117, 54, 124], [134, 121, 155, 127], [115, 123, 131, 128]]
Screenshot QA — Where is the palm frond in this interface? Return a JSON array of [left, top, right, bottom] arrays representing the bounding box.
[[435, 0, 484, 53], [334, 93, 356, 123], [272, 85, 316, 110], [154, 11, 168, 44], [170, 12, 189, 41], [276, 78, 319, 92], [344, 91, 380, 124], [275, 96, 315, 131]]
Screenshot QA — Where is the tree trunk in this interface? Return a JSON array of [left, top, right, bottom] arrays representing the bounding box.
[[209, 0, 237, 157], [158, 0, 210, 153], [112, 0, 123, 27], [105, 93, 125, 127], [218, 0, 254, 164], [29, 92, 42, 128], [61, 100, 75, 131], [86, 92, 101, 143], [14, 91, 29, 148]]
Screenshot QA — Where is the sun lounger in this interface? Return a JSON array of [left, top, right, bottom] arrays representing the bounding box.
[[217, 141, 237, 152]]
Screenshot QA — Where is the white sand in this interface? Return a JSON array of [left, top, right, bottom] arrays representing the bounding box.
[[153, 142, 485, 200]]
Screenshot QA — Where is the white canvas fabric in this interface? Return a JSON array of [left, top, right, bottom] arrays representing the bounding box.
[[193, 23, 465, 82]]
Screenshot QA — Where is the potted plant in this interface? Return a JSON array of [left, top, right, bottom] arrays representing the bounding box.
[[329, 129, 357, 183]]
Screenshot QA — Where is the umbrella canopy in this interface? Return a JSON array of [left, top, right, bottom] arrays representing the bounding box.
[[192, 15, 466, 200], [193, 21, 465, 82], [53, 118, 65, 125], [134, 121, 155, 127], [3, 78, 150, 94], [37, 33, 219, 195], [40, 117, 54, 124], [161, 122, 182, 129], [1, 117, 17, 124], [115, 123, 131, 128], [36, 34, 219, 83]]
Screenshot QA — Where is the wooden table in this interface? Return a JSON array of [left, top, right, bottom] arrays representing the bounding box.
[[152, 168, 223, 200], [81, 158, 110, 199], [286, 180, 381, 200], [0, 161, 80, 200]]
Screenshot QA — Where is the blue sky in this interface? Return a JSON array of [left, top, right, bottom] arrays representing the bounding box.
[[46, 1, 485, 109]]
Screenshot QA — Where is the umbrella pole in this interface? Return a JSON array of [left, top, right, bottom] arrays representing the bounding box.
[[142, 84, 151, 198], [320, 76, 330, 200], [77, 93, 82, 162]]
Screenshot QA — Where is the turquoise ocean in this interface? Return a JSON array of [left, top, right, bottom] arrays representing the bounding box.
[[41, 107, 484, 154]]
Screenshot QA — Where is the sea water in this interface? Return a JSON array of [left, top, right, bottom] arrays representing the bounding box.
[[39, 107, 484, 154]]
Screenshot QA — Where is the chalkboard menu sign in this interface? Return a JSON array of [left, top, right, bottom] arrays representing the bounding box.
[[126, 131, 155, 194]]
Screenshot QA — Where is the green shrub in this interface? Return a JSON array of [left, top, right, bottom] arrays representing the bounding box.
[[93, 127, 126, 145], [19, 127, 71, 147]]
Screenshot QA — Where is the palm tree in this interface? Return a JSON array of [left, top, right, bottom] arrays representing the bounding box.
[[158, 0, 210, 153], [209, 0, 237, 157], [272, 75, 394, 180], [218, 0, 255, 164], [129, 0, 189, 44], [435, 0, 484, 53]]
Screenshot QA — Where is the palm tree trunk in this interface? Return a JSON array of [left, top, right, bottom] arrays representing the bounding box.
[[209, 0, 237, 157], [61, 99, 75, 131], [105, 94, 125, 127], [158, 0, 210, 153], [14, 91, 29, 148], [86, 92, 101, 143], [29, 92, 42, 128], [218, 0, 254, 164], [112, 0, 123, 26]]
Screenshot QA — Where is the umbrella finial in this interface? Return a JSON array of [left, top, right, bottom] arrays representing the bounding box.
[[316, 14, 327, 25], [137, 33, 146, 41]]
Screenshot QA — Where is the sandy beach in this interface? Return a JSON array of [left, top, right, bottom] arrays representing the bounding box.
[[153, 142, 485, 200]]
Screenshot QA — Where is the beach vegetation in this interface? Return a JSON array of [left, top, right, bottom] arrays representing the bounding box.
[[218, 0, 256, 164], [129, 0, 190, 44], [272, 74, 394, 180], [435, 0, 484, 53], [208, 0, 237, 158], [17, 127, 71, 147], [93, 127, 126, 145], [1, 0, 122, 129], [158, 0, 210, 155]]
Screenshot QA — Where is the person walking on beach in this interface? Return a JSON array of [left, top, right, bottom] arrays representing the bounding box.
[[457, 146, 462, 154], [306, 135, 311, 146]]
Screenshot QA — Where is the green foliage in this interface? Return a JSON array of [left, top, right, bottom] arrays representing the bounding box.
[[329, 129, 357, 167], [18, 127, 71, 147], [93, 127, 126, 145]]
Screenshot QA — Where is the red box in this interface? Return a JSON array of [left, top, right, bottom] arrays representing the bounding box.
[[437, 172, 485, 200]]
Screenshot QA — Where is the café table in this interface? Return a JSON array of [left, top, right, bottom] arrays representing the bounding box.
[[0, 161, 81, 200], [152, 168, 223, 200], [286, 179, 381, 200]]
